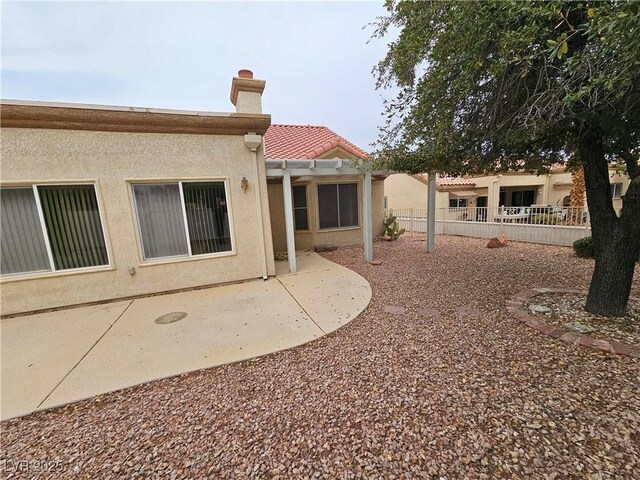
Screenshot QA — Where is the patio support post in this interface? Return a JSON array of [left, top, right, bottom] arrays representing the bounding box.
[[282, 169, 297, 273], [363, 172, 373, 262], [427, 172, 436, 252]]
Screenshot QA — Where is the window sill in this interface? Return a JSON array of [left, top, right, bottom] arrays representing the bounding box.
[[317, 226, 361, 233], [0, 265, 116, 283], [137, 250, 237, 268]]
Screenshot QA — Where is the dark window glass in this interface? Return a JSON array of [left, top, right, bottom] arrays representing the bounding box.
[[183, 182, 232, 255], [611, 183, 622, 198], [318, 184, 339, 229], [292, 185, 308, 230], [511, 190, 535, 207], [317, 183, 358, 229], [338, 183, 358, 227]]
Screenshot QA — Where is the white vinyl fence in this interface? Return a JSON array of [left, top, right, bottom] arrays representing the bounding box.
[[386, 206, 591, 246]]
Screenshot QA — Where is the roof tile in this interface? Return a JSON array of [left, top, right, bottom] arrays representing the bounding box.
[[413, 173, 476, 187], [264, 124, 368, 160]]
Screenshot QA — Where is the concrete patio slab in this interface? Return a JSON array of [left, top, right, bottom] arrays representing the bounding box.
[[41, 280, 323, 410], [276, 252, 371, 333], [0, 301, 131, 420], [1, 252, 371, 420]]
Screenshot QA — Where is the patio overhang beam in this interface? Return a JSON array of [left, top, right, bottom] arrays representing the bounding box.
[[267, 168, 365, 177], [265, 158, 385, 178]]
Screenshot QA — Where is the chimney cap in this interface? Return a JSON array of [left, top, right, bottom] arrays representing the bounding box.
[[238, 69, 254, 79]]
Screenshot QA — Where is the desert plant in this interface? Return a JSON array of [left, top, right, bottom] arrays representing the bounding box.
[[382, 214, 405, 241], [573, 236, 595, 259], [531, 214, 559, 225]]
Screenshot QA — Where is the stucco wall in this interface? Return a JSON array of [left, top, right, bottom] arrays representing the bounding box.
[[386, 170, 631, 213], [384, 174, 427, 211], [1, 127, 275, 315], [268, 176, 385, 253]]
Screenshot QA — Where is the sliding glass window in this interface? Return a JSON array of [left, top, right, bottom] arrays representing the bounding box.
[[131, 181, 232, 261], [0, 184, 109, 276], [317, 183, 359, 229]]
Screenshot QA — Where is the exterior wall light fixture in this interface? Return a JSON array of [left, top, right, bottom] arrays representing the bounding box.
[[241, 177, 249, 193]]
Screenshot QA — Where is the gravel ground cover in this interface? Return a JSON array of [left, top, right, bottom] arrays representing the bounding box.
[[2, 235, 639, 479], [527, 293, 640, 346]]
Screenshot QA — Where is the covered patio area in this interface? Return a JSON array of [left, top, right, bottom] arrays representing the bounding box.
[[266, 158, 386, 272]]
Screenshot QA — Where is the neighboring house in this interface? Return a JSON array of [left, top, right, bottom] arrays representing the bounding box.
[[385, 167, 630, 215], [264, 125, 385, 254], [0, 70, 381, 315]]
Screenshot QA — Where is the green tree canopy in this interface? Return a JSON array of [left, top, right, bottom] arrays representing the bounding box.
[[373, 0, 639, 176], [373, 0, 640, 316]]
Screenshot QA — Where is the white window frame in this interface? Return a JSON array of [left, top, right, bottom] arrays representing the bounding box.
[[316, 181, 360, 231], [448, 196, 467, 209], [0, 182, 111, 279], [129, 179, 236, 264]]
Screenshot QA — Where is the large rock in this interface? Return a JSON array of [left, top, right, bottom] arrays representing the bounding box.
[[498, 234, 508, 246], [487, 237, 506, 248]]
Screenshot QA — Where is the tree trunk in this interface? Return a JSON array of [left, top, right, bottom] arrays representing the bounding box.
[[580, 126, 640, 317]]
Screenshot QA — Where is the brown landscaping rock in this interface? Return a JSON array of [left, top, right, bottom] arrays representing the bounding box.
[[487, 237, 506, 248], [314, 244, 337, 252], [498, 234, 508, 246], [579, 336, 595, 347], [416, 307, 440, 318], [4, 236, 640, 480], [383, 305, 405, 315], [456, 306, 481, 318], [369, 260, 384, 266]]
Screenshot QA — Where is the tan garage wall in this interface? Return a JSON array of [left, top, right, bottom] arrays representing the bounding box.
[[1, 127, 275, 315], [268, 176, 385, 253]]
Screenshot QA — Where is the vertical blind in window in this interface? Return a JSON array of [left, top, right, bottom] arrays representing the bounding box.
[[1, 188, 51, 275], [292, 185, 308, 231], [317, 183, 358, 229], [38, 185, 108, 270], [132, 181, 232, 261], [132, 184, 189, 259], [183, 182, 231, 255], [0, 185, 108, 276]]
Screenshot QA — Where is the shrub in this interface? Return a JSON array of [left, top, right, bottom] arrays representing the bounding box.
[[531, 214, 559, 225], [573, 236, 640, 262], [573, 236, 594, 258]]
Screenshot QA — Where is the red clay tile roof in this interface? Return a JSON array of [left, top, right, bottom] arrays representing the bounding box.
[[264, 124, 368, 160], [413, 174, 476, 187]]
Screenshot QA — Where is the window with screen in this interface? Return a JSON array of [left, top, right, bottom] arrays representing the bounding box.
[[317, 183, 358, 229]]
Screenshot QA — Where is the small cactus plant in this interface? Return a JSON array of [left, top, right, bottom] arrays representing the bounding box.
[[382, 214, 405, 241]]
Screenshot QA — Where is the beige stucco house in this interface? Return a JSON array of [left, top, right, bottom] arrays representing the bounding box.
[[385, 168, 630, 215], [1, 70, 382, 315]]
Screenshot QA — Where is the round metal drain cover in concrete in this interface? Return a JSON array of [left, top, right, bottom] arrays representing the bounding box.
[[154, 311, 187, 325]]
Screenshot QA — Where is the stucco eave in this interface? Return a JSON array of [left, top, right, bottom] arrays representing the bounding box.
[[0, 101, 271, 135]]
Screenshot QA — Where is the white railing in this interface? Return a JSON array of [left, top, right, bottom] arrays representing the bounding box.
[[384, 206, 591, 246]]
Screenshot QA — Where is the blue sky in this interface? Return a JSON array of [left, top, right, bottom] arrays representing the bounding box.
[[2, 1, 396, 150]]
